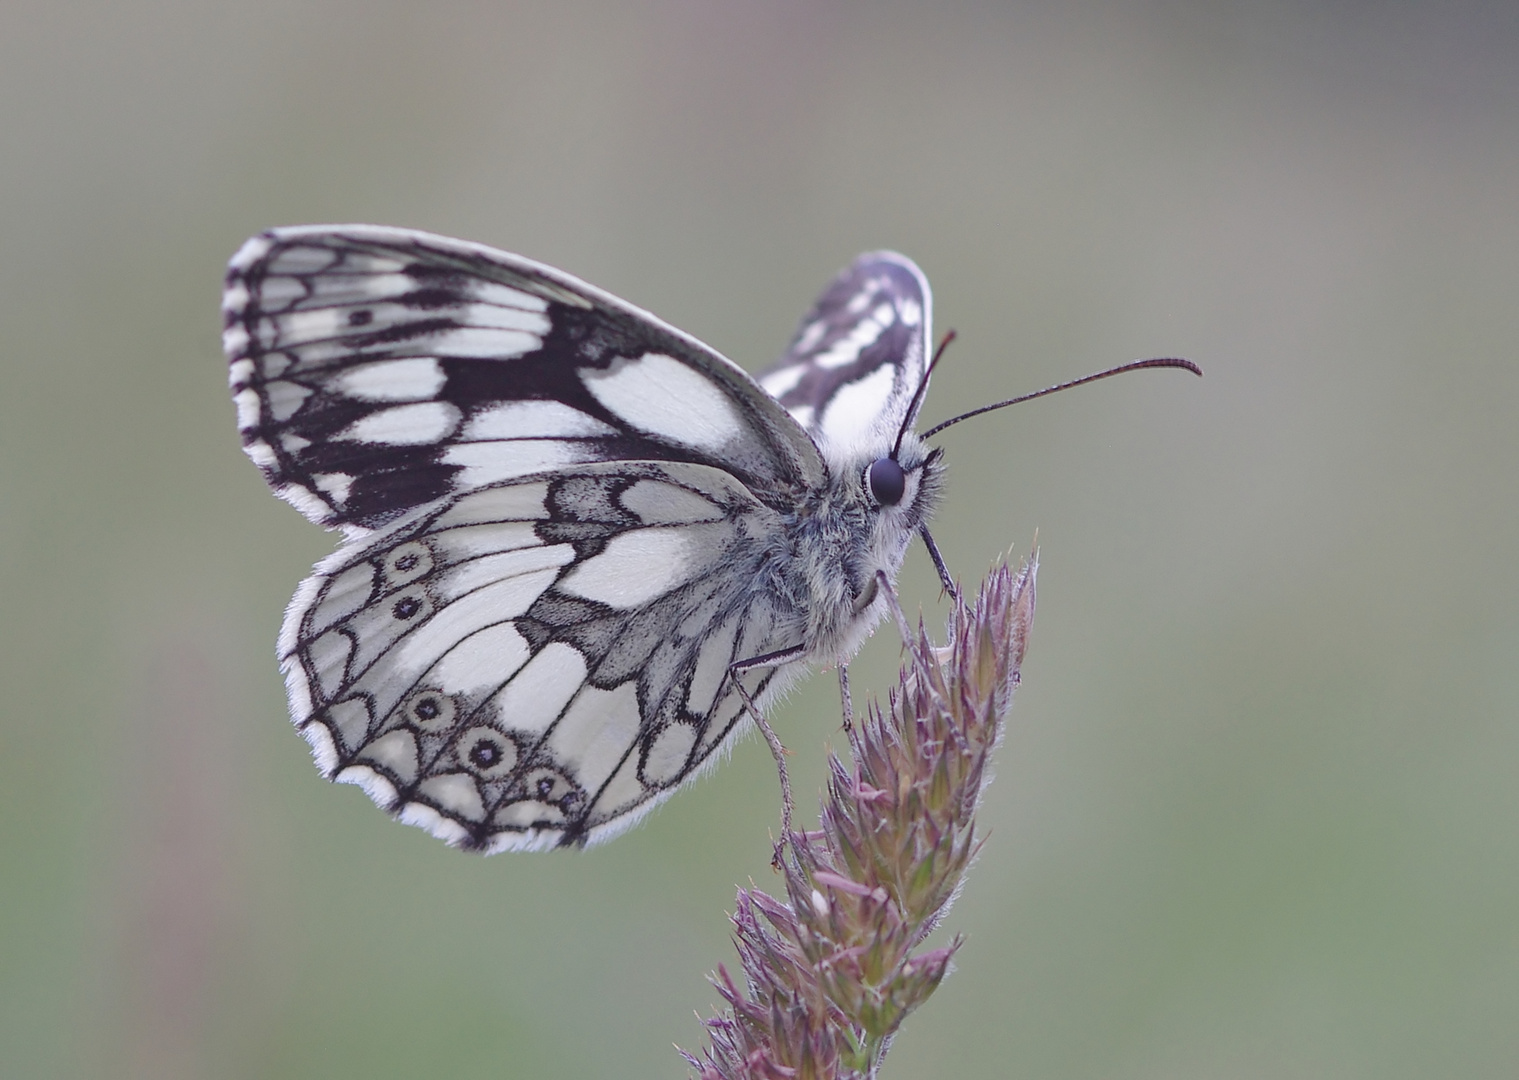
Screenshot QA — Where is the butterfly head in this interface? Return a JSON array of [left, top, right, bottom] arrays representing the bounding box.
[[860, 431, 941, 520], [833, 428, 944, 590]]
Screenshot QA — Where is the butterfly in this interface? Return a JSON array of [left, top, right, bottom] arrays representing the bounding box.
[[223, 225, 1195, 853]]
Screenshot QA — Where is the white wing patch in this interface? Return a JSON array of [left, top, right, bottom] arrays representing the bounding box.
[[579, 352, 746, 454], [558, 526, 720, 608], [815, 364, 899, 448], [335, 401, 462, 445], [431, 624, 532, 695], [758, 362, 806, 399], [545, 682, 643, 791], [462, 400, 618, 441], [441, 440, 588, 488], [686, 613, 741, 717], [333, 358, 447, 402], [491, 643, 586, 737], [641, 721, 700, 786], [433, 483, 548, 529], [618, 478, 726, 524]]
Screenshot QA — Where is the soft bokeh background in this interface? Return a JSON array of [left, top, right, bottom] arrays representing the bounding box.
[[3, 2, 1516, 1077]]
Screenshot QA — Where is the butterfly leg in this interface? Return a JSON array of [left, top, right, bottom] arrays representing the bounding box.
[[730, 643, 810, 867], [919, 525, 961, 603], [838, 665, 854, 732], [876, 569, 915, 642]]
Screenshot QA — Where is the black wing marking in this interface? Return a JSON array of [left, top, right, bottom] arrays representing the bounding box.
[[756, 251, 933, 458], [223, 225, 825, 536], [281, 461, 806, 852]]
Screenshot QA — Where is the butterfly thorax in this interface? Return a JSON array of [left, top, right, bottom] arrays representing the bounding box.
[[785, 434, 943, 666]]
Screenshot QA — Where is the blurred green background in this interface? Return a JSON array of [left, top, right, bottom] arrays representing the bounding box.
[[3, 2, 1517, 1077]]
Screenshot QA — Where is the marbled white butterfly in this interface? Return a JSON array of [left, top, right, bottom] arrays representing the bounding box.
[[222, 225, 1195, 852]]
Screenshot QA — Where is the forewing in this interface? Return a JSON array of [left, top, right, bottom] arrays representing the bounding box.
[[282, 461, 805, 851], [757, 251, 933, 457], [223, 224, 825, 536]]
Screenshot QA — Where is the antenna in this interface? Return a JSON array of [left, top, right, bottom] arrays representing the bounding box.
[[892, 330, 958, 458], [920, 357, 1201, 440]]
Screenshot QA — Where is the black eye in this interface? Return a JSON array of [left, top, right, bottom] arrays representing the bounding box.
[[867, 457, 906, 506]]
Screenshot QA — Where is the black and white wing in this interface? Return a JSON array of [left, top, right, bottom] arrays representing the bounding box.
[[222, 225, 829, 850], [223, 225, 825, 537], [757, 251, 933, 459], [282, 460, 805, 852]]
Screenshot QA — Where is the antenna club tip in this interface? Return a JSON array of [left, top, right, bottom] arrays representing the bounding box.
[[1145, 357, 1203, 377]]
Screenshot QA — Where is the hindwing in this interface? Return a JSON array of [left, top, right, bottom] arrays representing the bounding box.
[[283, 461, 806, 851]]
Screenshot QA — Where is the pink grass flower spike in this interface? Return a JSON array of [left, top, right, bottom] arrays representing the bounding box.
[[686, 554, 1037, 1080]]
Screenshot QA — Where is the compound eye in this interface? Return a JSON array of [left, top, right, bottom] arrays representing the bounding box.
[[867, 457, 906, 506]]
